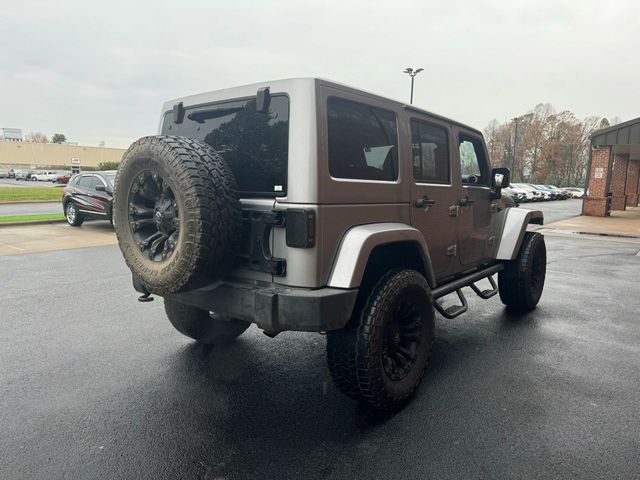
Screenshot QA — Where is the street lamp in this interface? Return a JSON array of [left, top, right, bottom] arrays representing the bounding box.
[[403, 67, 423, 104]]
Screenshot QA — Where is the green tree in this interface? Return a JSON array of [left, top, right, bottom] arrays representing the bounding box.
[[97, 161, 120, 170], [51, 133, 67, 144]]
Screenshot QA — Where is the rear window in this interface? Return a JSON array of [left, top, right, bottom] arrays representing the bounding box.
[[327, 97, 398, 181], [163, 95, 289, 196]]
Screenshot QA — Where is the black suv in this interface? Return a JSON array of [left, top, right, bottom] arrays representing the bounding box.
[[62, 171, 116, 226]]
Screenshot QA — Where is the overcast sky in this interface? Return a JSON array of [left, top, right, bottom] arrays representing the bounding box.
[[1, 0, 638, 148]]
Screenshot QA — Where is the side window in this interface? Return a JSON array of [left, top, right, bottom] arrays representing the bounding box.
[[327, 97, 398, 181], [77, 176, 93, 188], [410, 120, 450, 183], [459, 135, 489, 185]]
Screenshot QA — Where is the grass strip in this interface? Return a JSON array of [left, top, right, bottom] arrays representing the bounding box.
[[0, 213, 65, 223], [0, 187, 63, 202]]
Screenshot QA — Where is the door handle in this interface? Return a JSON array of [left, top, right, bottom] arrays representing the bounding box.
[[458, 196, 474, 207], [414, 196, 436, 209]]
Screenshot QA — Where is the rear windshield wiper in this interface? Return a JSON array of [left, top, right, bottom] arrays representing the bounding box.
[[187, 106, 245, 123]]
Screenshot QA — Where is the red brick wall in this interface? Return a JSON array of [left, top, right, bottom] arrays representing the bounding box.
[[610, 153, 629, 210], [584, 146, 611, 216], [625, 160, 640, 207]]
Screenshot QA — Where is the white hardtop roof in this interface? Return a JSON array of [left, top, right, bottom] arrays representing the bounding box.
[[161, 77, 482, 136]]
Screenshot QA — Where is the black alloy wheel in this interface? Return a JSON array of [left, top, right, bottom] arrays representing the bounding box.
[[382, 293, 424, 381], [128, 171, 180, 262]]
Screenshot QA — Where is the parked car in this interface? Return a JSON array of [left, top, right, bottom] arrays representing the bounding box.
[[14, 170, 32, 181], [501, 187, 525, 204], [562, 187, 585, 198], [507, 184, 536, 202], [512, 183, 543, 201], [528, 184, 554, 200], [0, 169, 10, 178], [61, 171, 116, 226], [31, 171, 57, 182], [544, 185, 569, 200], [111, 78, 547, 412], [55, 173, 71, 184]]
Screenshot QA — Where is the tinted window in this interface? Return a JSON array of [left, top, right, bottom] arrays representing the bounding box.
[[411, 120, 450, 183], [77, 176, 94, 188], [327, 97, 398, 181], [163, 95, 289, 196], [459, 135, 489, 185]]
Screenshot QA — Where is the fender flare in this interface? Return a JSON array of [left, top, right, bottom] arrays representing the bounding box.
[[327, 222, 436, 289], [495, 208, 544, 261]]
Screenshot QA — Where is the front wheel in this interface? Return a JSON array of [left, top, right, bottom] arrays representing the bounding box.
[[498, 232, 546, 311], [65, 203, 84, 226], [164, 299, 250, 345], [326, 269, 434, 412]]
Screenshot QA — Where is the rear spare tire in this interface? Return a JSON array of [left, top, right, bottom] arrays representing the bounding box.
[[113, 136, 241, 295]]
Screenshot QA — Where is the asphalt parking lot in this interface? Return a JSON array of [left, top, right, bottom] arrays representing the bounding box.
[[1, 201, 639, 480]]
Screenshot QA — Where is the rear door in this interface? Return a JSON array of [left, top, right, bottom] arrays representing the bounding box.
[[409, 117, 459, 279], [74, 175, 108, 217], [454, 129, 494, 266]]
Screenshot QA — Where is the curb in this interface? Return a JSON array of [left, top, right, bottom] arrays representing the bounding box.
[[0, 200, 60, 205], [0, 219, 66, 228]]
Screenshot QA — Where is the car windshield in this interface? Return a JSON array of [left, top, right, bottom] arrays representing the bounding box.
[[104, 174, 116, 186], [162, 95, 290, 197]]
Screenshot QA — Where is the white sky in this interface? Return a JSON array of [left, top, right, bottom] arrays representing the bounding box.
[[1, 0, 638, 148]]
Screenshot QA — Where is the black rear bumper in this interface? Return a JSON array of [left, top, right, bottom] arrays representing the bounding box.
[[134, 276, 358, 335]]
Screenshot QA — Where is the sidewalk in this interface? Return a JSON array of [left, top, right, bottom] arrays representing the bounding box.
[[0, 222, 116, 256], [541, 206, 640, 239]]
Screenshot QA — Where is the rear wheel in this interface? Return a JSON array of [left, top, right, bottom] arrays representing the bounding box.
[[327, 269, 434, 412], [65, 203, 84, 226], [164, 299, 250, 344], [498, 232, 546, 311]]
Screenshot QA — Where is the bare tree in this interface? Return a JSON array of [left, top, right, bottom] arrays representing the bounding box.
[[25, 132, 49, 143]]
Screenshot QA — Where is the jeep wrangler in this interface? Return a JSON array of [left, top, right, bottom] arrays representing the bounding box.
[[113, 78, 546, 411]]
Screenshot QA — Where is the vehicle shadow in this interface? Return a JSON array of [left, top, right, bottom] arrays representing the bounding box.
[[141, 310, 543, 478]]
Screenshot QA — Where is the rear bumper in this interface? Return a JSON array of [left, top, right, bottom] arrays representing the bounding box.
[[134, 276, 358, 335]]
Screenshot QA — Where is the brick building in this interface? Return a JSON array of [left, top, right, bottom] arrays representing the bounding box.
[[583, 117, 640, 216]]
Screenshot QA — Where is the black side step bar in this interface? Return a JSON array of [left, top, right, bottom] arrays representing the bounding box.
[[432, 264, 503, 319]]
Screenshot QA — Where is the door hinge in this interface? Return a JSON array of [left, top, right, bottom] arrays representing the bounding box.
[[448, 205, 460, 217], [446, 244, 458, 256]]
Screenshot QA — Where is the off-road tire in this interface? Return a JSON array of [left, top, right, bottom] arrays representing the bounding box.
[[113, 136, 241, 295], [164, 299, 250, 344], [498, 232, 546, 311], [65, 202, 84, 226], [326, 269, 434, 412]]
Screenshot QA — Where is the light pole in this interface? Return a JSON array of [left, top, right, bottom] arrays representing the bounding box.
[[403, 67, 423, 104]]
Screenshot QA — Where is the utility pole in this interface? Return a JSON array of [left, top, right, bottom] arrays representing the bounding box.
[[403, 67, 423, 104]]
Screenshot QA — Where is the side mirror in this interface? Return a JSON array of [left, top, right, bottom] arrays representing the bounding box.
[[256, 87, 271, 113], [491, 167, 510, 189], [95, 184, 106, 192]]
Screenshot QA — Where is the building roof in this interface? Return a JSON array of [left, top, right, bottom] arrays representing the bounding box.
[[591, 116, 640, 146]]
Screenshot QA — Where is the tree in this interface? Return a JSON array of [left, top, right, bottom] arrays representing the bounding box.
[[51, 134, 67, 144], [483, 105, 618, 186], [97, 161, 120, 170], [25, 132, 49, 143]]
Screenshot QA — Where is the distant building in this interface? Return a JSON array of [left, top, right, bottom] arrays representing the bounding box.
[[0, 140, 125, 173], [0, 128, 23, 142]]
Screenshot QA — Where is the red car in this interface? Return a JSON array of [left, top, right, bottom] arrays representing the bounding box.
[[55, 173, 71, 184], [61, 171, 116, 226]]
